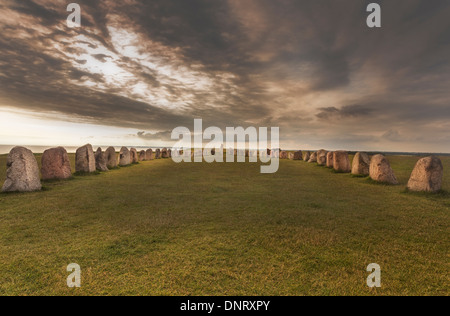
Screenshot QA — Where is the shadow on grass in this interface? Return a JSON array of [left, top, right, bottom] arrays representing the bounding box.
[[73, 171, 101, 177], [402, 188, 450, 199], [365, 177, 399, 186], [330, 169, 351, 174], [351, 174, 369, 179]]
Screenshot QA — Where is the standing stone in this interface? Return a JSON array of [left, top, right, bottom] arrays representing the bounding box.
[[352, 152, 370, 176], [146, 149, 154, 160], [280, 151, 288, 159], [2, 147, 41, 192], [161, 148, 169, 158], [41, 147, 72, 180], [326, 152, 334, 168], [130, 148, 139, 163], [288, 152, 295, 160], [168, 149, 172, 158], [155, 149, 161, 159], [105, 147, 117, 169], [303, 151, 310, 162], [333, 151, 351, 173], [407, 156, 443, 192], [119, 147, 131, 166], [139, 150, 146, 161], [75, 144, 96, 173], [317, 149, 328, 166], [369, 154, 398, 184], [308, 152, 317, 163], [293, 151, 303, 160], [95, 148, 108, 172]]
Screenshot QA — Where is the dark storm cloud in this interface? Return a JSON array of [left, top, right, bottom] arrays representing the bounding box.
[[0, 0, 449, 151], [316, 105, 373, 120]]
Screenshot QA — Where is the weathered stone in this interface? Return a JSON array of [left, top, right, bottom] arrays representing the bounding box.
[[75, 144, 96, 173], [326, 152, 334, 168], [2, 147, 41, 192], [317, 149, 328, 166], [161, 148, 169, 158], [130, 148, 138, 163], [105, 147, 117, 169], [95, 147, 109, 172], [194, 149, 203, 157], [308, 152, 317, 163], [119, 147, 131, 166], [280, 151, 288, 159], [352, 152, 370, 176], [288, 152, 295, 160], [155, 149, 161, 159], [139, 150, 146, 161], [270, 150, 277, 158], [168, 149, 172, 158], [303, 151, 310, 161], [41, 147, 72, 180], [369, 154, 398, 184], [333, 151, 351, 173], [146, 149, 154, 160], [293, 151, 303, 160], [407, 156, 443, 192]]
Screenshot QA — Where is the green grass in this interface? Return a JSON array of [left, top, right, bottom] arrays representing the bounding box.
[[0, 154, 449, 296]]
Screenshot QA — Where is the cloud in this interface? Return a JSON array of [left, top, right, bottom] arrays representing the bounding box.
[[0, 0, 449, 152], [316, 105, 373, 120]]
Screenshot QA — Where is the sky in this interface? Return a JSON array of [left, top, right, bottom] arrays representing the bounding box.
[[0, 0, 449, 152]]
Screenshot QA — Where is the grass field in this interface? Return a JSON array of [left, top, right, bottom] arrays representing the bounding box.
[[0, 153, 449, 296]]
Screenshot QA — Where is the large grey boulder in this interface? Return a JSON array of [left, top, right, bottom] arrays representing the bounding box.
[[407, 156, 443, 192], [105, 147, 117, 169], [352, 152, 370, 176], [75, 144, 96, 173], [370, 154, 398, 184], [139, 150, 146, 161], [95, 148, 109, 172], [308, 152, 317, 163], [130, 148, 138, 163], [146, 149, 154, 160], [293, 151, 303, 160], [41, 147, 72, 180], [303, 151, 310, 162], [333, 151, 351, 173], [317, 149, 328, 166], [326, 152, 334, 168], [119, 147, 131, 166], [280, 151, 288, 159], [2, 147, 42, 192]]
